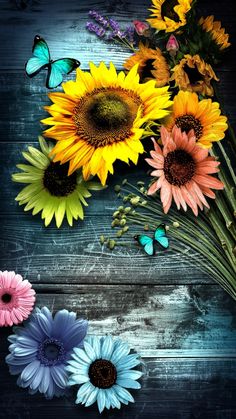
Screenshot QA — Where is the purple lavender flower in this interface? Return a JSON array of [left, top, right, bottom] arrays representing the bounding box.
[[86, 22, 106, 38], [123, 25, 135, 43], [109, 18, 120, 33], [88, 10, 109, 28]]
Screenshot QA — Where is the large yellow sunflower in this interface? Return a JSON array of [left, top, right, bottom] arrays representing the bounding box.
[[171, 54, 219, 96], [124, 43, 170, 87], [147, 0, 193, 33], [199, 15, 231, 51], [42, 62, 172, 185], [164, 91, 228, 148]]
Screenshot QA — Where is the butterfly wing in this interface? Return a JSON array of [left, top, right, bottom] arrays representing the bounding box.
[[25, 35, 50, 77], [46, 58, 80, 89], [154, 224, 169, 249], [134, 235, 155, 256]]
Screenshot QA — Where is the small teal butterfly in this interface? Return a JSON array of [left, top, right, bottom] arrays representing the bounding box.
[[134, 224, 169, 256], [25, 35, 80, 89]]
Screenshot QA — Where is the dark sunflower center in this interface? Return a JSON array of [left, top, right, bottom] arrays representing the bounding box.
[[175, 114, 203, 139], [37, 338, 66, 366], [1, 293, 12, 303], [73, 87, 142, 148], [89, 359, 117, 389], [164, 149, 195, 186], [43, 162, 77, 197], [161, 0, 180, 22], [142, 59, 155, 79], [88, 93, 129, 129], [183, 64, 203, 85]]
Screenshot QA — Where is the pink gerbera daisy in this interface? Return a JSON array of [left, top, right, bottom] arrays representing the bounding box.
[[146, 126, 224, 216], [0, 271, 35, 327]]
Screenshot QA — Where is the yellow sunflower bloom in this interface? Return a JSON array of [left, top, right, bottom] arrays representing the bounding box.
[[147, 0, 193, 33], [171, 54, 219, 96], [124, 43, 170, 87], [164, 91, 228, 148], [199, 15, 231, 51], [42, 62, 172, 185]]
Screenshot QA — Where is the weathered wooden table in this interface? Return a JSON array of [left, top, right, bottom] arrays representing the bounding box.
[[0, 0, 236, 418]]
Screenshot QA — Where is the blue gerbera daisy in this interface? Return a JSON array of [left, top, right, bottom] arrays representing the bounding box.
[[67, 335, 142, 412], [6, 306, 88, 398]]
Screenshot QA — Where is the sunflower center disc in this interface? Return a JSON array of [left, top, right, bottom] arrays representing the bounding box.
[[43, 162, 77, 197], [38, 338, 66, 366], [89, 359, 117, 389], [1, 293, 12, 303], [183, 64, 203, 85], [142, 58, 155, 79], [175, 114, 203, 139], [73, 87, 142, 148], [161, 0, 180, 22], [88, 93, 130, 129], [164, 149, 195, 186]]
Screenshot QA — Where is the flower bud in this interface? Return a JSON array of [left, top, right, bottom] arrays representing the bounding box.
[[133, 20, 150, 36], [166, 34, 179, 57]]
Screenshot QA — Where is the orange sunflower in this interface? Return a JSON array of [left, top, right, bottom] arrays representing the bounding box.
[[164, 91, 228, 148], [42, 62, 172, 185], [199, 15, 231, 51], [147, 0, 193, 33], [124, 43, 170, 87], [171, 54, 219, 96]]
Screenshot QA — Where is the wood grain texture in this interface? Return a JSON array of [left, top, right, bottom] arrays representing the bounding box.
[[0, 355, 235, 419], [0, 0, 236, 418], [9, 284, 236, 355]]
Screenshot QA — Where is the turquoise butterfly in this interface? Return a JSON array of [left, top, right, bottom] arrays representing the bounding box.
[[25, 35, 80, 89], [134, 224, 169, 256]]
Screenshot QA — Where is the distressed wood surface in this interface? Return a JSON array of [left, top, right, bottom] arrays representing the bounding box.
[[0, 352, 235, 419], [0, 0, 236, 418], [1, 284, 236, 355]]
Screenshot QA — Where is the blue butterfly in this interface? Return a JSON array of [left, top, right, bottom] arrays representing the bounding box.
[[25, 35, 80, 89], [134, 224, 169, 256]]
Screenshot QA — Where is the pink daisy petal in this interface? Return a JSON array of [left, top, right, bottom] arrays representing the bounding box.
[[0, 271, 35, 327], [151, 137, 162, 153], [160, 180, 172, 207], [151, 169, 163, 177], [147, 176, 164, 195], [171, 185, 181, 210], [145, 157, 164, 169], [201, 186, 216, 199], [181, 186, 199, 216], [194, 174, 224, 190], [146, 124, 224, 214], [191, 181, 210, 208]]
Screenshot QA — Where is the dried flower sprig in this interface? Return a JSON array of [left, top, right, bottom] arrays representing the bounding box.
[[103, 180, 236, 301], [86, 10, 135, 50]]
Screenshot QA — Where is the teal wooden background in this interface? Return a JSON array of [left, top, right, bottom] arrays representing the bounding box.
[[0, 0, 236, 418]]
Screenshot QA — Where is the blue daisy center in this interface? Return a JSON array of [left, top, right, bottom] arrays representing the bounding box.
[[37, 338, 66, 366], [89, 359, 117, 389]]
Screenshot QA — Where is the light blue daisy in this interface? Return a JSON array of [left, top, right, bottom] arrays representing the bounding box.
[[66, 335, 142, 413], [6, 306, 88, 398]]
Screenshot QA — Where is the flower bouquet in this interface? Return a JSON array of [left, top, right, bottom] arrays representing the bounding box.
[[12, 0, 235, 304], [3, 0, 236, 413]]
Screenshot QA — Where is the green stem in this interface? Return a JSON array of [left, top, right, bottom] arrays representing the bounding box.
[[122, 184, 230, 269], [217, 141, 236, 186], [212, 192, 236, 240], [171, 244, 236, 298], [127, 213, 235, 282], [207, 208, 236, 272]]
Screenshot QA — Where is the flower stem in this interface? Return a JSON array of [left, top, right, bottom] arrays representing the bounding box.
[[210, 149, 236, 215], [217, 141, 236, 187], [207, 208, 236, 272]]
